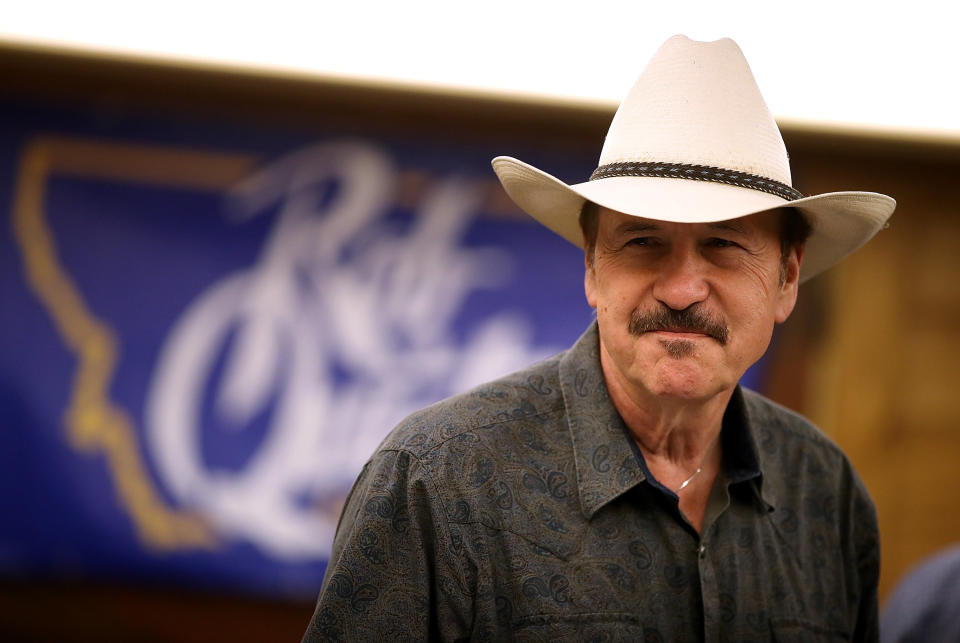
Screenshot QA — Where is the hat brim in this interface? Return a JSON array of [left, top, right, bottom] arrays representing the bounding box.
[[492, 156, 896, 283]]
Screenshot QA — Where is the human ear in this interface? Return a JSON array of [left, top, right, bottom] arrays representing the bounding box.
[[584, 253, 598, 309], [775, 244, 804, 323]]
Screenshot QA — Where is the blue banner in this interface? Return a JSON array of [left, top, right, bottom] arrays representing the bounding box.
[[0, 97, 764, 598]]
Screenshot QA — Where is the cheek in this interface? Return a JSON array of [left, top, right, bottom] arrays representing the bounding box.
[[728, 294, 778, 362], [604, 289, 645, 322], [589, 259, 647, 315], [719, 272, 780, 343], [738, 255, 779, 297], [726, 257, 783, 324]]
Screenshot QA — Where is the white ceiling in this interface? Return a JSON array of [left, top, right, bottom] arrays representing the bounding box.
[[3, 0, 958, 136]]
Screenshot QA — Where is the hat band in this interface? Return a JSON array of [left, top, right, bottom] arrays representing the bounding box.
[[589, 161, 803, 201]]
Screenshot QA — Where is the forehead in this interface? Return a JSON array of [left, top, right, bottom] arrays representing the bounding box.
[[598, 207, 781, 236]]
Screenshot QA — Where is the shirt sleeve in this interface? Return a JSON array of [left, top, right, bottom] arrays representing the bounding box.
[[850, 478, 881, 643], [302, 448, 473, 642]]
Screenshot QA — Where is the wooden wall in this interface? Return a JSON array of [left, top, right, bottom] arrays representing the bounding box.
[[769, 132, 960, 600]]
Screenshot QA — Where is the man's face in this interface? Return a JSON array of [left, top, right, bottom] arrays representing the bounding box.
[[584, 207, 802, 403]]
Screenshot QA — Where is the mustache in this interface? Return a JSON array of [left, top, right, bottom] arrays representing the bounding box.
[[628, 305, 729, 345]]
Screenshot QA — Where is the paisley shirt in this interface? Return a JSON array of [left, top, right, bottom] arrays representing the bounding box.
[[303, 323, 879, 642]]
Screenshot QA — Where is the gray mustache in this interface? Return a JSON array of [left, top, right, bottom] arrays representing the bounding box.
[[628, 305, 730, 345]]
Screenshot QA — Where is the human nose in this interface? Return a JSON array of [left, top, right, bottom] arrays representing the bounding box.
[[652, 246, 710, 311]]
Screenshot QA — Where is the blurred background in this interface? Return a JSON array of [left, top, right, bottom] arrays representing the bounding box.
[[1, 2, 958, 641]]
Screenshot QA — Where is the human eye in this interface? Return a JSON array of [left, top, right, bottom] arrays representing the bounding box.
[[705, 237, 740, 249], [626, 236, 660, 248]]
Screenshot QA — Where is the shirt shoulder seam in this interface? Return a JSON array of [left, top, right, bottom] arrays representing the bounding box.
[[376, 447, 478, 600], [393, 402, 568, 455], [379, 444, 572, 561]]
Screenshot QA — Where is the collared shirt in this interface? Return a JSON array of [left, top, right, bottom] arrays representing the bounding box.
[[304, 323, 879, 642]]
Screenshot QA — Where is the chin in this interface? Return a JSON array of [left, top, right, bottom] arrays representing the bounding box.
[[645, 359, 725, 401]]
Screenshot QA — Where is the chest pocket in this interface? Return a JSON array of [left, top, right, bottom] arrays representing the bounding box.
[[768, 617, 849, 642], [512, 612, 652, 643]]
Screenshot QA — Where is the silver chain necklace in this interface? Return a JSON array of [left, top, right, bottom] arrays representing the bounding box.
[[673, 433, 720, 493]]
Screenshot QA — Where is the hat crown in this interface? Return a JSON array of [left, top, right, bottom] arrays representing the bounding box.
[[599, 35, 791, 185]]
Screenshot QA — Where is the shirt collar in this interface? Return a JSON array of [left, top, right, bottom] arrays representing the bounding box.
[[721, 386, 776, 511], [560, 322, 647, 520], [721, 387, 762, 484], [737, 388, 786, 511], [560, 321, 776, 520]]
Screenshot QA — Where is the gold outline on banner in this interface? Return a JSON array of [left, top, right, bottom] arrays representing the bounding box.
[[12, 135, 259, 550]]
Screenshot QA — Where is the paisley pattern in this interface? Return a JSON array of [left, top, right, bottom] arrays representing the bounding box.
[[304, 323, 879, 642]]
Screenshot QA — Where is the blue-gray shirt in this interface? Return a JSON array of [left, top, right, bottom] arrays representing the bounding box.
[[304, 323, 879, 641]]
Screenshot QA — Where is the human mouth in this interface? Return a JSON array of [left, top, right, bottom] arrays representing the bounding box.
[[651, 329, 711, 339]]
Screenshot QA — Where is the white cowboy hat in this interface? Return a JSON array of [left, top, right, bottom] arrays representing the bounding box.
[[492, 35, 895, 283]]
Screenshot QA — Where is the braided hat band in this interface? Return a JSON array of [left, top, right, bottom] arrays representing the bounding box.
[[589, 162, 804, 202]]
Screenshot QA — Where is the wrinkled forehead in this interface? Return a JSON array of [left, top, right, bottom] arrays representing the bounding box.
[[599, 206, 783, 236]]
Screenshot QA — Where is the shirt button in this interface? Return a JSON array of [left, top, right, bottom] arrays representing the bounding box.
[[698, 544, 707, 558]]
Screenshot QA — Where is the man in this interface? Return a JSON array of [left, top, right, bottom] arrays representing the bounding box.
[[881, 544, 960, 642], [303, 35, 894, 642]]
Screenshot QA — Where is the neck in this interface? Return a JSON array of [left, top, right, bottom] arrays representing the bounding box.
[[598, 341, 733, 464]]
